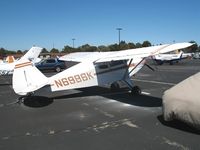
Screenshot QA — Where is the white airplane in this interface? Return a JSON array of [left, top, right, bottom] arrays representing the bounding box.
[[5, 55, 15, 63], [12, 43, 193, 98], [0, 47, 42, 75], [153, 50, 189, 65], [0, 55, 15, 64]]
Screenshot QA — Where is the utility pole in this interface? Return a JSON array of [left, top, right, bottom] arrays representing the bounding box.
[[116, 28, 122, 50], [72, 38, 75, 48]]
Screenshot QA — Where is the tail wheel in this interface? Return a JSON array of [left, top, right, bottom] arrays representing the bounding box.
[[55, 66, 61, 72], [131, 86, 141, 95], [110, 82, 120, 91]]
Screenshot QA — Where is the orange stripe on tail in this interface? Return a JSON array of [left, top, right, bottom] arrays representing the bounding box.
[[15, 62, 33, 69]]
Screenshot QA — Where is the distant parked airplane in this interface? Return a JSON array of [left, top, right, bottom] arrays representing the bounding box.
[[0, 47, 42, 75], [153, 50, 189, 65]]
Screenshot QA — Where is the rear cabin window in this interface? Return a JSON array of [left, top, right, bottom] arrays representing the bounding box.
[[46, 59, 56, 63], [98, 64, 109, 69], [97, 60, 126, 69]]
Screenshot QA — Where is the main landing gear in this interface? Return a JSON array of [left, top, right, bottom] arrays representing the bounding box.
[[110, 82, 120, 91], [110, 82, 141, 95], [109, 58, 143, 95]]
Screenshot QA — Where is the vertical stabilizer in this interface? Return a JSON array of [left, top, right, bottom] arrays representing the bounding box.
[[13, 60, 49, 95], [19, 47, 42, 63]]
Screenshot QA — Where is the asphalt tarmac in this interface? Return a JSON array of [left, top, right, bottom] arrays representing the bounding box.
[[0, 59, 200, 150]]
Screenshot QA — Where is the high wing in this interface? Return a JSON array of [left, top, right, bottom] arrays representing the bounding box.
[[59, 43, 193, 63], [59, 52, 112, 62], [95, 42, 193, 63]]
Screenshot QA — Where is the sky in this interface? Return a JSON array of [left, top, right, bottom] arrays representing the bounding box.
[[0, 0, 200, 51]]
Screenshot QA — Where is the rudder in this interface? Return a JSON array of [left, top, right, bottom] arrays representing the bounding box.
[[13, 60, 49, 95]]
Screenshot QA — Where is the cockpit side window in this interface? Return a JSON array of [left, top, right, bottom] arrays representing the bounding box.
[[98, 64, 109, 69], [110, 60, 125, 67]]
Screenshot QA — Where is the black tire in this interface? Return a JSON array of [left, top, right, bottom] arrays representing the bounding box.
[[110, 82, 120, 91], [55, 66, 61, 72], [131, 86, 141, 95]]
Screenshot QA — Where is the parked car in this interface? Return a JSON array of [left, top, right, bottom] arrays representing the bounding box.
[[36, 58, 66, 72]]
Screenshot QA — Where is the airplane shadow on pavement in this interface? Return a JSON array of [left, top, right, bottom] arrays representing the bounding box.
[[53, 86, 162, 107], [21, 86, 199, 134], [22, 96, 53, 108], [22, 86, 162, 108]]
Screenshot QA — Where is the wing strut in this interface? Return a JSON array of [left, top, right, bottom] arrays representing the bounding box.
[[128, 58, 146, 76], [122, 58, 133, 79]]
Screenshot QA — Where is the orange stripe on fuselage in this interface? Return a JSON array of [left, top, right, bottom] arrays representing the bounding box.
[[15, 62, 32, 69], [129, 64, 135, 67]]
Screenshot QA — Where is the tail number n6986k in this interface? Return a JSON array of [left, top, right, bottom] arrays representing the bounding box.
[[54, 72, 94, 88]]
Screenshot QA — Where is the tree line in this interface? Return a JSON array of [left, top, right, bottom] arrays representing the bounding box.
[[0, 40, 199, 56]]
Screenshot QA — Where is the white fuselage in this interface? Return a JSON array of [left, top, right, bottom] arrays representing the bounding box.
[[0, 62, 16, 75], [154, 53, 181, 61], [49, 57, 144, 92]]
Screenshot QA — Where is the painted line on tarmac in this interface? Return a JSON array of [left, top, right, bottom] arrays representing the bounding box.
[[132, 79, 176, 86], [141, 91, 151, 95]]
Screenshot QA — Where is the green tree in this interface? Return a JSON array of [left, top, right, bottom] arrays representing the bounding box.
[[127, 42, 136, 49], [108, 44, 118, 51], [98, 45, 110, 51], [142, 41, 151, 47], [23, 50, 28, 54], [119, 41, 129, 50], [189, 41, 198, 52], [6, 50, 16, 55], [62, 45, 73, 53], [16, 50, 23, 54], [78, 44, 97, 52], [50, 48, 59, 53], [0, 48, 6, 56], [41, 48, 49, 53], [135, 42, 142, 48]]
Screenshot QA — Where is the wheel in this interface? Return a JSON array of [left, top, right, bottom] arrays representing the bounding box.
[[131, 86, 141, 95], [110, 82, 120, 91], [55, 66, 61, 72], [17, 96, 26, 104], [169, 61, 173, 65]]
